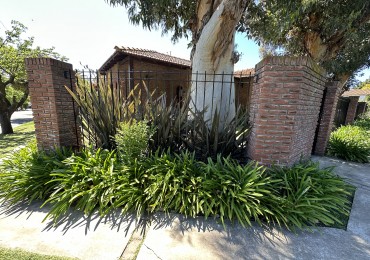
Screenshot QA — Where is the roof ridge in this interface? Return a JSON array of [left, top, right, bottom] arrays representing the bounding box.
[[116, 46, 190, 61]]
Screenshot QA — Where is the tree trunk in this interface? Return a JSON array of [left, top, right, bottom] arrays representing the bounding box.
[[190, 0, 248, 129], [0, 82, 28, 134], [0, 111, 13, 134]]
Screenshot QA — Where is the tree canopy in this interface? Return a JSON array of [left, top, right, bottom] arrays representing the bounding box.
[[0, 20, 67, 134], [107, 0, 196, 43], [244, 0, 370, 79]]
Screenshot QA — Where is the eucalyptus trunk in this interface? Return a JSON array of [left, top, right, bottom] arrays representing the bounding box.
[[190, 0, 248, 128]]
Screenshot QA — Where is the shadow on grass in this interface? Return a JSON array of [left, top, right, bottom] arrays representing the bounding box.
[[0, 122, 35, 158]]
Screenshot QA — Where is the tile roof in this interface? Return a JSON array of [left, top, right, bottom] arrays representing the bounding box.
[[342, 89, 370, 97], [234, 68, 255, 78], [116, 46, 191, 67]]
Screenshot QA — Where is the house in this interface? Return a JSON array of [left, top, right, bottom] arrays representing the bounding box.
[[99, 46, 255, 109], [234, 68, 254, 110], [99, 47, 191, 105]]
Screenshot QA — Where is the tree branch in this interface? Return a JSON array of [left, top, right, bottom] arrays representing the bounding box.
[[2, 74, 15, 87], [9, 83, 29, 114]]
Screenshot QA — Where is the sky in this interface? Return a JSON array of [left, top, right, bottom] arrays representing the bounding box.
[[1, 0, 369, 81]]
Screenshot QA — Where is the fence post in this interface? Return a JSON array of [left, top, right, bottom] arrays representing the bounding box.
[[25, 58, 80, 151], [247, 56, 326, 166], [313, 80, 342, 155], [345, 96, 360, 125]]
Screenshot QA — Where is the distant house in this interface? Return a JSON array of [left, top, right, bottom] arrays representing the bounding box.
[[234, 68, 254, 110], [99, 46, 191, 105], [99, 46, 255, 109]]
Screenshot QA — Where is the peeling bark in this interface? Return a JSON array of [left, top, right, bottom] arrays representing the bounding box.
[[190, 0, 248, 129]]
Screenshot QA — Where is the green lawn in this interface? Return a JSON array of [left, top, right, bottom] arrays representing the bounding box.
[[0, 121, 35, 159], [0, 247, 76, 260]]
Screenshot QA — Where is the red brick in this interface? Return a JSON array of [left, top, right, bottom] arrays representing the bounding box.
[[248, 56, 326, 166], [25, 58, 81, 151]]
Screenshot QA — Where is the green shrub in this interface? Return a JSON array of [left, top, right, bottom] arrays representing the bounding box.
[[327, 125, 370, 163], [184, 108, 250, 161], [267, 161, 354, 230], [200, 156, 280, 228], [115, 120, 154, 161], [0, 142, 354, 231], [68, 81, 251, 162], [0, 140, 72, 205], [142, 151, 204, 217], [43, 148, 120, 221], [65, 76, 128, 149], [354, 116, 370, 130]]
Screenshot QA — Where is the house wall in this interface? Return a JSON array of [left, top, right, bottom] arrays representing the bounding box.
[[235, 76, 253, 110], [107, 57, 191, 106]]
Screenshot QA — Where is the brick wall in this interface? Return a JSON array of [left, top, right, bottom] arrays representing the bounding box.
[[345, 96, 360, 124], [247, 56, 326, 165], [25, 58, 80, 151], [313, 81, 342, 155]]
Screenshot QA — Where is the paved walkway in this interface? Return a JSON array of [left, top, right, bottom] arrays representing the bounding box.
[[136, 156, 370, 260], [0, 156, 369, 259], [0, 202, 137, 259]]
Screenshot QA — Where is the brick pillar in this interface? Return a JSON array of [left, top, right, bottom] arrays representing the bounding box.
[[345, 96, 360, 125], [247, 56, 326, 166], [25, 58, 80, 151], [313, 81, 342, 155]]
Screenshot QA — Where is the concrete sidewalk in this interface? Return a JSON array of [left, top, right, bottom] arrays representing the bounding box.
[[137, 157, 370, 260], [0, 156, 369, 260], [0, 202, 137, 259]]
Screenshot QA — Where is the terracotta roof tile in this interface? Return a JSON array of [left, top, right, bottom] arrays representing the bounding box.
[[234, 68, 255, 77], [342, 89, 370, 97], [115, 46, 191, 67]]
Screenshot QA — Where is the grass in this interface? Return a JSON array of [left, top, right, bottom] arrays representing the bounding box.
[[0, 247, 76, 260], [0, 121, 35, 159]]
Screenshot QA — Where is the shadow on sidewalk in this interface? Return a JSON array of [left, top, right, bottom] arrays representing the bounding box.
[[0, 200, 138, 237]]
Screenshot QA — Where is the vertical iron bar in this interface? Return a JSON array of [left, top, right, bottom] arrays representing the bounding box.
[[96, 70, 100, 105], [117, 67, 121, 102], [203, 71, 206, 113], [75, 69, 84, 147], [220, 72, 224, 118], [195, 71, 198, 111], [69, 69, 79, 149], [110, 70, 115, 124], [170, 72, 174, 104], [82, 70, 91, 145], [211, 71, 215, 117], [228, 72, 232, 109]]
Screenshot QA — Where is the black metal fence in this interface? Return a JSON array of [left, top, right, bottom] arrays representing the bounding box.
[[70, 70, 254, 147], [74, 70, 254, 105]]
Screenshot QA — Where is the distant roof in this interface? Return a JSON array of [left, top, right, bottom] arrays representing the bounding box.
[[100, 46, 191, 72], [234, 68, 255, 78], [342, 89, 370, 97]]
